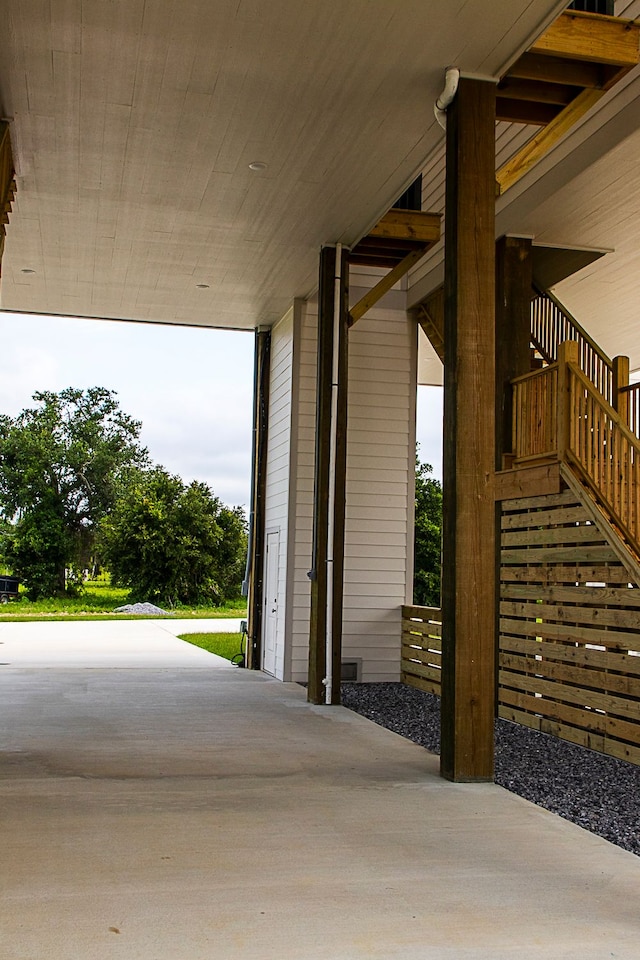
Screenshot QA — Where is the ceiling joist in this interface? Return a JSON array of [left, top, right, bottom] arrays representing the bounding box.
[[348, 209, 440, 326], [496, 10, 640, 194], [348, 209, 440, 268], [529, 10, 639, 67]]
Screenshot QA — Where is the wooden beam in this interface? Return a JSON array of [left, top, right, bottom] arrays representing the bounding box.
[[416, 290, 445, 364], [349, 247, 427, 326], [494, 461, 563, 501], [507, 51, 612, 88], [497, 77, 578, 106], [367, 210, 441, 243], [347, 254, 406, 269], [440, 77, 496, 783], [496, 98, 561, 125], [530, 10, 640, 69], [496, 87, 604, 195], [495, 236, 533, 464]]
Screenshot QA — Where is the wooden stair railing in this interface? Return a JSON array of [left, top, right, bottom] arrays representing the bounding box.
[[417, 284, 640, 447], [530, 289, 614, 404], [512, 340, 640, 560], [619, 381, 640, 440]]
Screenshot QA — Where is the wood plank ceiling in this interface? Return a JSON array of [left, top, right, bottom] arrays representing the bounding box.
[[0, 0, 566, 330]]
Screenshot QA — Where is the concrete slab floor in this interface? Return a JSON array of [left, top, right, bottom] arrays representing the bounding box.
[[1, 624, 639, 959]]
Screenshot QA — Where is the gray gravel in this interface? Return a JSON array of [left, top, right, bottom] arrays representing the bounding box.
[[341, 682, 640, 857], [113, 602, 174, 616]]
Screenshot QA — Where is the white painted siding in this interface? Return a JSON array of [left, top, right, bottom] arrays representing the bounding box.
[[286, 294, 416, 683], [288, 300, 318, 682], [343, 307, 416, 682], [263, 306, 294, 680]]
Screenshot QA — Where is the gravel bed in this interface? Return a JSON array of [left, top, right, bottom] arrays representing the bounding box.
[[341, 681, 640, 856]]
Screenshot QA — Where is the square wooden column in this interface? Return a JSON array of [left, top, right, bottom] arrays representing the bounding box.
[[308, 245, 349, 705], [441, 77, 496, 782], [245, 328, 271, 670], [495, 236, 533, 464]]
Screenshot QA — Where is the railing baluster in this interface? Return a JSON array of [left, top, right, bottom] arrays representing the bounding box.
[[532, 291, 613, 404]]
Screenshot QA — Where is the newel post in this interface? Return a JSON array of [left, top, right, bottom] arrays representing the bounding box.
[[556, 340, 579, 459], [612, 355, 630, 425]]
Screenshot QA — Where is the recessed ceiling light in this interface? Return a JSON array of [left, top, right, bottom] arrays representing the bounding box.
[[196, 283, 210, 289], [21, 268, 35, 274], [248, 161, 267, 171]]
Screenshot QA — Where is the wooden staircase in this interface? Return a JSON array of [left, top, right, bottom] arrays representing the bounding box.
[[417, 280, 640, 578], [507, 298, 640, 582]]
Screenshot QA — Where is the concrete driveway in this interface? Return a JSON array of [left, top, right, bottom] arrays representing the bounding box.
[[2, 619, 640, 960], [0, 617, 243, 667]]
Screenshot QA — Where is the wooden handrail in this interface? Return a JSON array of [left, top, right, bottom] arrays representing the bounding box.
[[566, 361, 640, 556], [531, 290, 613, 404], [512, 341, 640, 559], [619, 381, 640, 440]]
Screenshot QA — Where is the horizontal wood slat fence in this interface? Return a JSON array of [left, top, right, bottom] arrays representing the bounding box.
[[401, 605, 442, 695], [499, 488, 640, 765], [402, 488, 640, 764]]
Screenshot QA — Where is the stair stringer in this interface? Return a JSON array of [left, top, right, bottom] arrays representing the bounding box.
[[559, 461, 640, 588]]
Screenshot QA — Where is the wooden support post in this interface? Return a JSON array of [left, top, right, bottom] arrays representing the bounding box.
[[440, 77, 497, 782], [495, 236, 533, 466], [612, 354, 630, 424], [557, 339, 579, 460], [308, 245, 349, 705], [246, 329, 271, 670], [494, 235, 533, 723]]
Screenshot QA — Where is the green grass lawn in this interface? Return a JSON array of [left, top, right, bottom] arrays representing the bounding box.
[[0, 578, 246, 622], [179, 632, 245, 662]]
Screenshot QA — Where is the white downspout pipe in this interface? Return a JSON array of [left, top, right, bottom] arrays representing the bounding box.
[[323, 242, 342, 705], [434, 67, 460, 130]]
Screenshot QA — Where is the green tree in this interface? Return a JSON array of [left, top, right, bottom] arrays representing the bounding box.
[[99, 466, 248, 606], [414, 455, 442, 608], [0, 387, 148, 597]]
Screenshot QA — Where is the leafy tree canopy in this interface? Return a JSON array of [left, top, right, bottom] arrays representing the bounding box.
[[414, 454, 442, 608], [0, 387, 148, 596], [99, 466, 248, 607]]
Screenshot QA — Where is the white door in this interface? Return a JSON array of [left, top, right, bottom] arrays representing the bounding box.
[[262, 531, 279, 676]]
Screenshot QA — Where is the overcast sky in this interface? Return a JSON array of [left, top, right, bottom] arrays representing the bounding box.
[[0, 312, 442, 509]]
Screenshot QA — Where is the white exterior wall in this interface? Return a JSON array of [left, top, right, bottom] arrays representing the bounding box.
[[288, 300, 317, 682], [285, 294, 416, 683], [262, 306, 295, 680], [343, 306, 416, 682]]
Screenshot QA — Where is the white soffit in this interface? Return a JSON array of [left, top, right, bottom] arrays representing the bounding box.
[[0, 0, 564, 330]]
